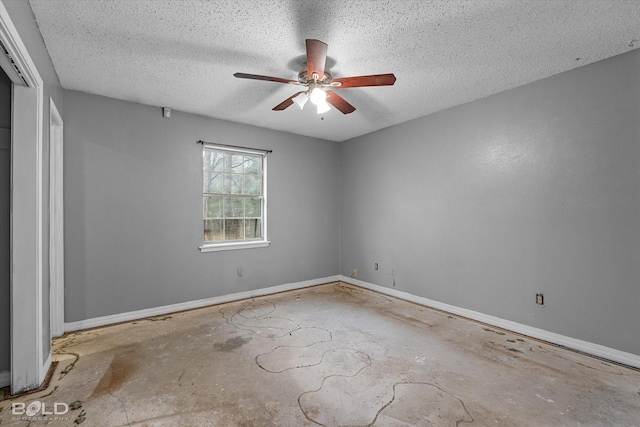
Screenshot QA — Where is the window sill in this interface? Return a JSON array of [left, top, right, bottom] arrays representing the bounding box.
[[199, 240, 271, 252]]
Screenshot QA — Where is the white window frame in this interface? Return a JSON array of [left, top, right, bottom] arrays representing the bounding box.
[[199, 143, 270, 252]]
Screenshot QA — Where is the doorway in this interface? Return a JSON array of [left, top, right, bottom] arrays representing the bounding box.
[[1, 1, 49, 393]]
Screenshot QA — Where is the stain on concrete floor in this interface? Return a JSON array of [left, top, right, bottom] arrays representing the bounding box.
[[1, 282, 639, 426]]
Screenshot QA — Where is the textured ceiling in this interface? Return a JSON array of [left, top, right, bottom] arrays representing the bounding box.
[[29, 0, 640, 142]]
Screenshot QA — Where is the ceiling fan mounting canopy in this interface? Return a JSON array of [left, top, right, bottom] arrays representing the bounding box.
[[234, 39, 396, 115]]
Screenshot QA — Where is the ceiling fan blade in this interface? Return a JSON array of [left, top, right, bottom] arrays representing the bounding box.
[[234, 72, 298, 84], [306, 39, 327, 79], [325, 90, 356, 114], [332, 73, 396, 88], [272, 91, 305, 111]]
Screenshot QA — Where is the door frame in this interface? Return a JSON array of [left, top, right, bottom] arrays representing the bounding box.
[[0, 1, 49, 393], [49, 98, 64, 338]]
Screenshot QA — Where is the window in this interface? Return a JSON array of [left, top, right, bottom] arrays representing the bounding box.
[[199, 144, 269, 252]]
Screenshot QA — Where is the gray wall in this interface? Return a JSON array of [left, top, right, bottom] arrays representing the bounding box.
[[340, 49, 640, 356], [63, 90, 340, 322], [65, 50, 640, 358], [0, 68, 10, 374]]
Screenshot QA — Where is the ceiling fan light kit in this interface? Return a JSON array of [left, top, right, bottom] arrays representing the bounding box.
[[234, 39, 396, 115], [316, 99, 331, 114], [292, 92, 308, 110]]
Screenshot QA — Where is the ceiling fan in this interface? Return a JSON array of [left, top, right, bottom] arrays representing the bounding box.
[[234, 39, 396, 115]]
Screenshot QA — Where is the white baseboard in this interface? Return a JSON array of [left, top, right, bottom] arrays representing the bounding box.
[[65, 275, 341, 333], [340, 276, 640, 369], [62, 274, 639, 369], [0, 370, 10, 388]]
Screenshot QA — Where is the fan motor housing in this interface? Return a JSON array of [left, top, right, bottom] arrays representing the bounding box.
[[298, 69, 333, 85]]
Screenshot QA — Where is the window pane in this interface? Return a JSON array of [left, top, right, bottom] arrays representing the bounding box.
[[204, 150, 225, 171], [224, 197, 244, 218], [231, 154, 244, 173], [205, 197, 223, 218], [244, 175, 261, 195], [204, 219, 223, 241], [203, 172, 223, 193], [244, 219, 262, 239], [223, 153, 233, 173], [245, 156, 262, 174], [246, 198, 261, 217], [224, 173, 243, 194], [202, 147, 266, 246], [225, 219, 244, 240]]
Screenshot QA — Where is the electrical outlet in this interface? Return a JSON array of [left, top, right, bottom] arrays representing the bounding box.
[[351, 268, 357, 278], [237, 267, 243, 277], [536, 293, 544, 305], [374, 263, 378, 270]]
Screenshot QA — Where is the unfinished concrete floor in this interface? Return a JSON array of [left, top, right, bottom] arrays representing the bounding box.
[[1, 282, 639, 426]]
